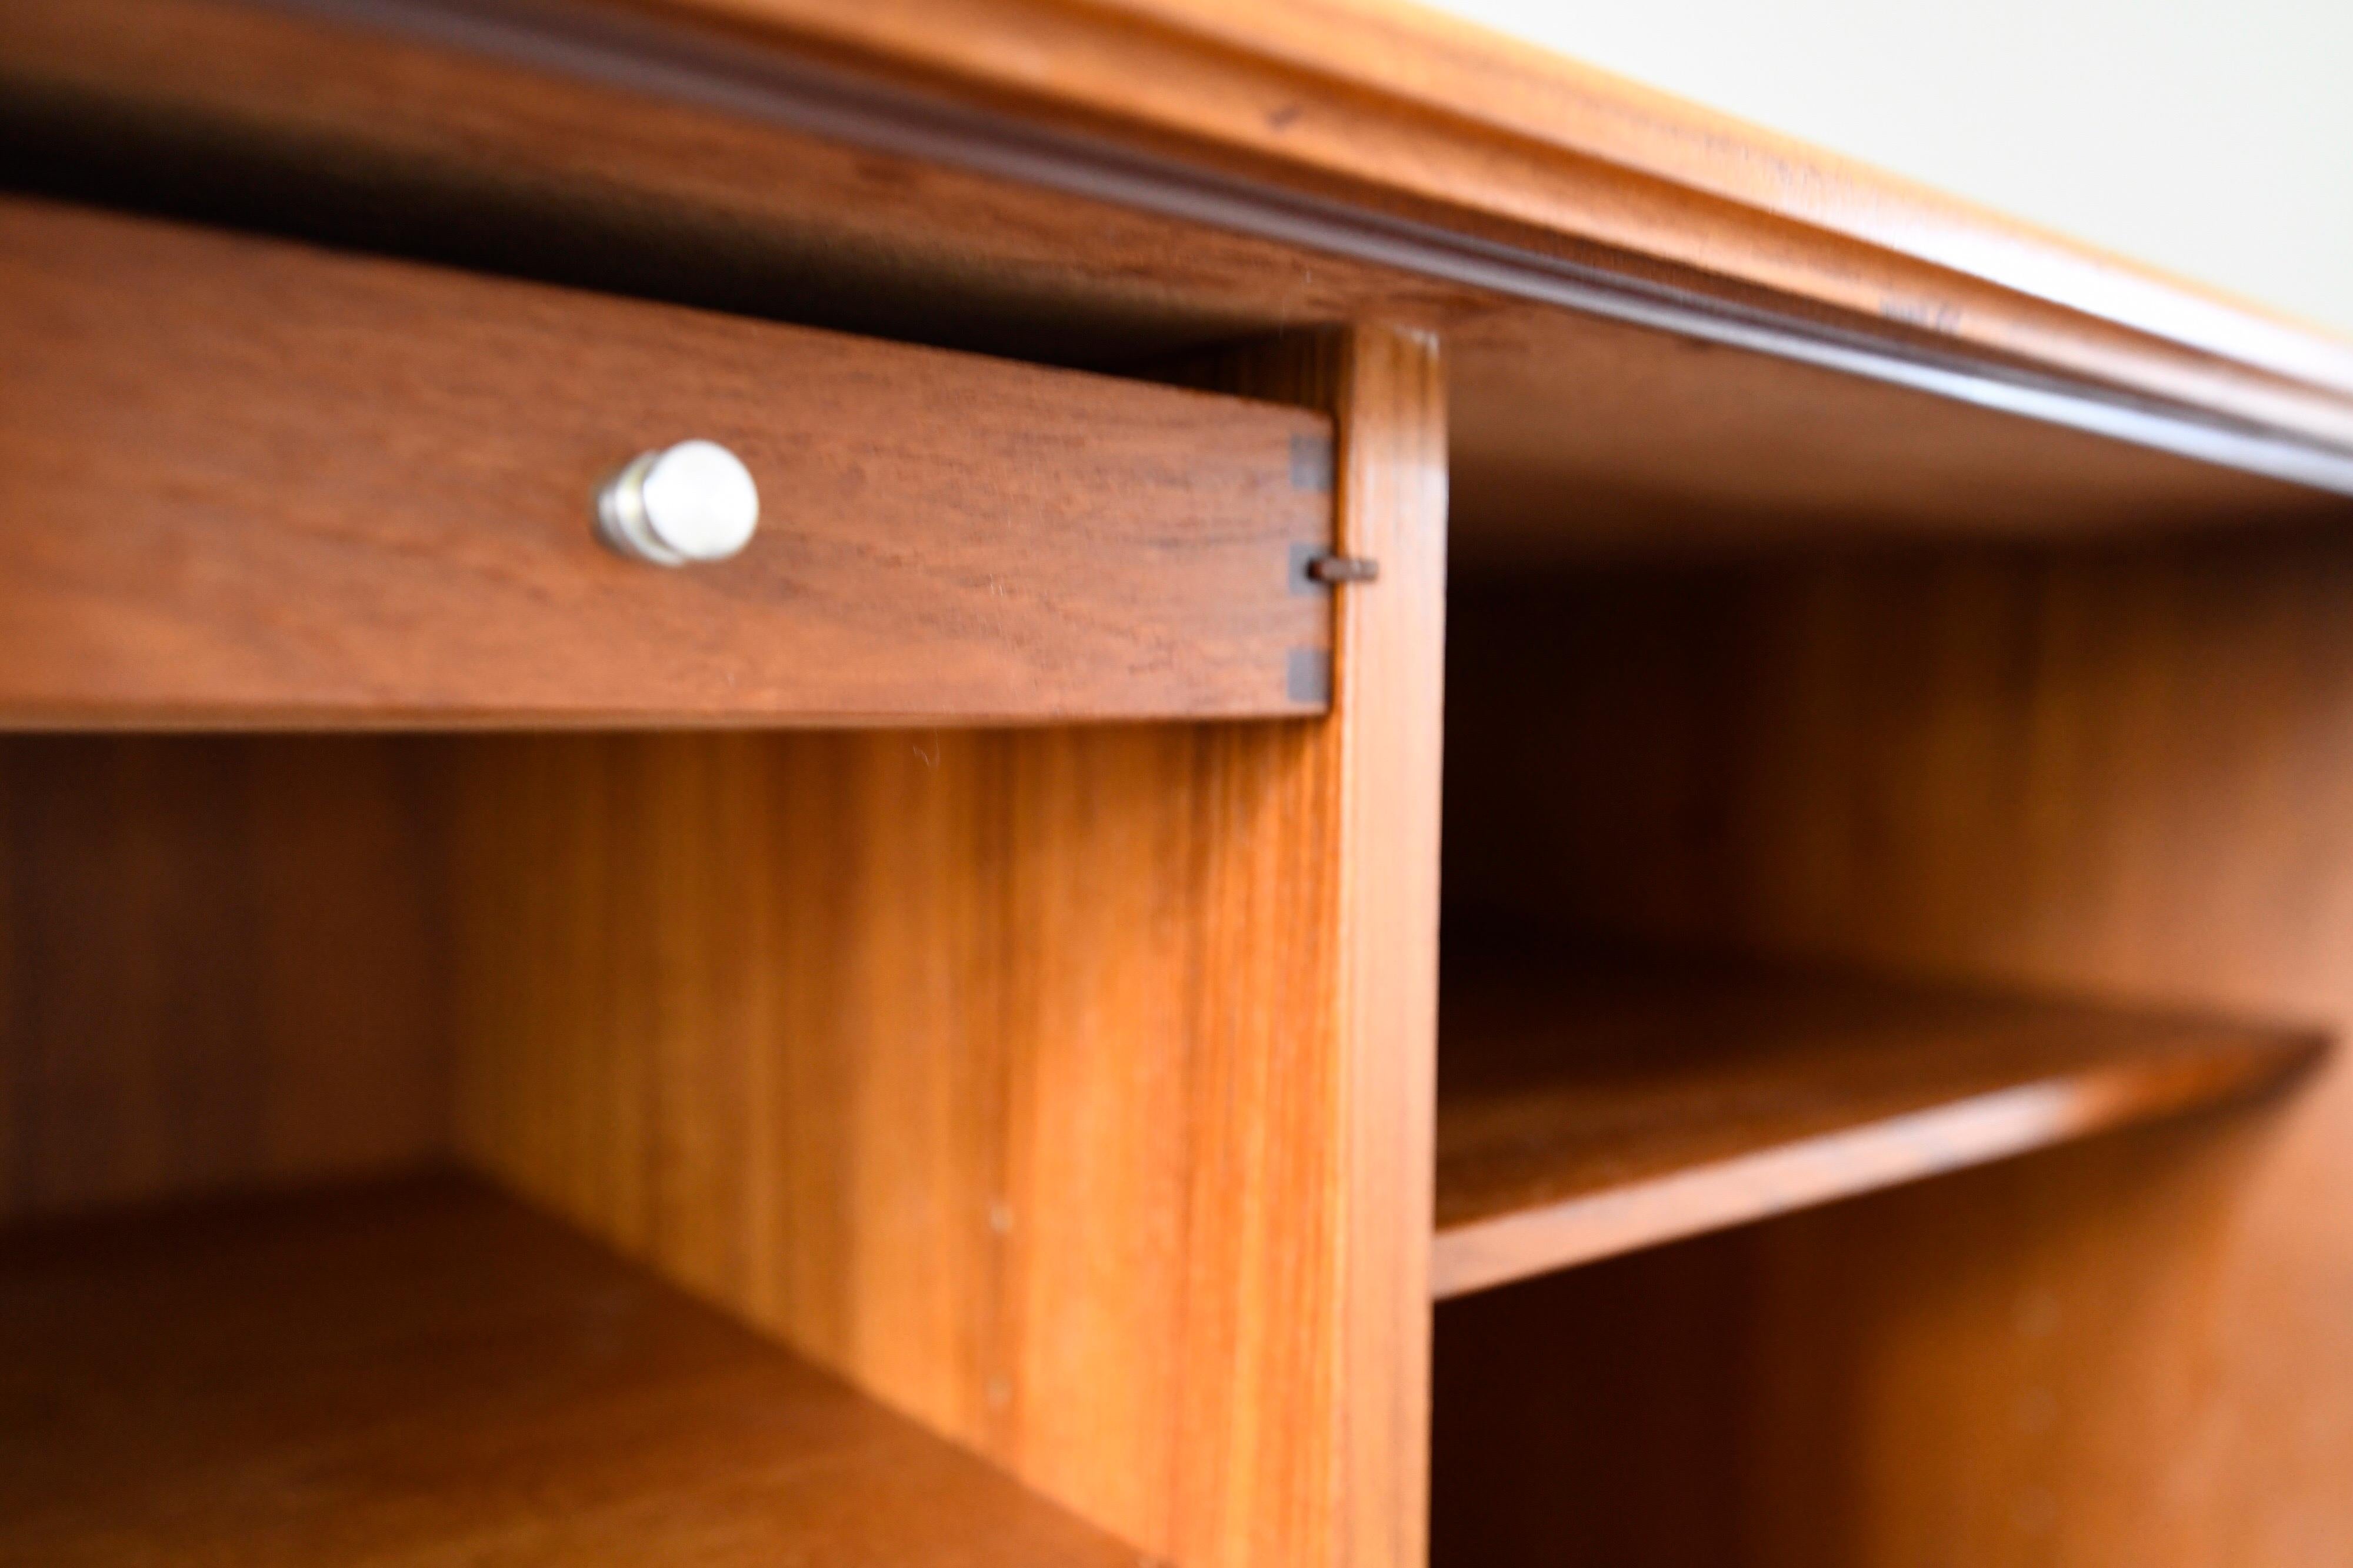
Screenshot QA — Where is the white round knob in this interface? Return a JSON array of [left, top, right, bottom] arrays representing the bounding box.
[[595, 440, 759, 565]]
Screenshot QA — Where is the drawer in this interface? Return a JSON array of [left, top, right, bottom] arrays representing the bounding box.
[[0, 199, 1337, 726]]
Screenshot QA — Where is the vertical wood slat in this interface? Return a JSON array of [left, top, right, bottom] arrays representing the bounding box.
[[1306, 328, 1450, 1568], [0, 325, 1445, 1568], [1129, 321, 1447, 1568], [1162, 322, 1448, 1568]]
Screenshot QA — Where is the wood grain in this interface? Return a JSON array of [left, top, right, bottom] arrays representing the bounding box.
[[1432, 949, 2322, 1298], [1439, 531, 2353, 1563], [632, 0, 2353, 413], [0, 736, 448, 1223], [0, 1173, 1147, 1566], [1184, 326, 1448, 1568], [6, 0, 2351, 555], [0, 197, 1333, 726], [1441, 305, 2353, 560], [443, 726, 1347, 1566], [80, 0, 2304, 449], [1308, 326, 1445, 1568], [442, 329, 1443, 1568]]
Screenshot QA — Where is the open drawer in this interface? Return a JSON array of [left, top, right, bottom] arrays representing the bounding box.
[[0, 198, 1337, 726]]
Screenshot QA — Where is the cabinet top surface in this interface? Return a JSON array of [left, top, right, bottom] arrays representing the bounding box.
[[633, 0, 2353, 421], [12, 0, 2353, 536]]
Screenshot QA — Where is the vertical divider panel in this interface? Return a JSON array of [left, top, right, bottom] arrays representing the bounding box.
[[1198, 327, 1450, 1568], [441, 325, 1445, 1568], [1334, 326, 1447, 1568]]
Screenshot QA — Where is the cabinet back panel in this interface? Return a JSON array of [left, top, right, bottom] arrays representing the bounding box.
[[1433, 1231, 1751, 1568], [0, 736, 449, 1222]]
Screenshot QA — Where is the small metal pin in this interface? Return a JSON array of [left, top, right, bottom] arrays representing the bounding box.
[[1305, 553, 1380, 585]]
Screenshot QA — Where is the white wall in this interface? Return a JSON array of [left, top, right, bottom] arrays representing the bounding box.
[[1428, 0, 2353, 339]]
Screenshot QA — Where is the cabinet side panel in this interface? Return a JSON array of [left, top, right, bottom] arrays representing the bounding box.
[[1327, 328, 1447, 1568]]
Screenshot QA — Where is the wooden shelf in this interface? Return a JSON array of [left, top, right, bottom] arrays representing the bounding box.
[[1432, 950, 2326, 1299], [0, 1175, 1140, 1566]]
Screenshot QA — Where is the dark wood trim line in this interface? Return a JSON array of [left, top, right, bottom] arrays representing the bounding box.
[[256, 0, 2353, 498]]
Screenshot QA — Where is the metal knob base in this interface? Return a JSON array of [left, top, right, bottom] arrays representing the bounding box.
[[595, 440, 760, 566]]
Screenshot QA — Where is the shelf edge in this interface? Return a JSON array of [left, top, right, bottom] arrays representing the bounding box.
[[1431, 1035, 2324, 1300]]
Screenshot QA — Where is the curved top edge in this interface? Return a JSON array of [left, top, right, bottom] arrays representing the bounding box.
[[1105, 0, 2353, 388], [642, 0, 2353, 442]]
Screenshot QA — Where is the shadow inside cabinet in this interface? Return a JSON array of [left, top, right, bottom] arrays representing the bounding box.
[[1428, 526, 2351, 1564]]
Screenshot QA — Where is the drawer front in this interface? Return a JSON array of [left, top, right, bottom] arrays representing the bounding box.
[[0, 199, 1335, 725]]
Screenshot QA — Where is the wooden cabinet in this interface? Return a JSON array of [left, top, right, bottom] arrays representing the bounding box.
[[4, 1, 2352, 1566]]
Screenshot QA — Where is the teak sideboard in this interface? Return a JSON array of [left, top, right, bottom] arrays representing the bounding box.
[[4, 2, 2352, 1565]]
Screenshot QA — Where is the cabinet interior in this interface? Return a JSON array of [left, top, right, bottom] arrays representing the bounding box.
[[1429, 529, 2349, 1563], [5, 3, 2352, 1554]]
